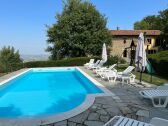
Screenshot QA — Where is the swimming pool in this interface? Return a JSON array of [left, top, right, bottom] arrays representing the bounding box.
[[0, 67, 106, 118], [0, 67, 114, 125]]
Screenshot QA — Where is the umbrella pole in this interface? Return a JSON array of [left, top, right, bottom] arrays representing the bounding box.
[[140, 70, 142, 82], [150, 63, 153, 82]]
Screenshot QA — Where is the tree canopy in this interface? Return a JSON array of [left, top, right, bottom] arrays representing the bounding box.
[[0, 46, 22, 72], [134, 8, 168, 33], [134, 8, 168, 50], [134, 15, 161, 30], [46, 0, 112, 60]]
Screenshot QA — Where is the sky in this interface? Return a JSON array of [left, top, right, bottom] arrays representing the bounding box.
[[0, 0, 167, 55]]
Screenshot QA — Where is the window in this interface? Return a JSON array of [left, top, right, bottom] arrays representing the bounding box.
[[131, 50, 135, 59], [147, 38, 152, 44], [123, 49, 127, 57], [148, 50, 151, 54], [155, 39, 161, 46], [123, 38, 127, 44], [148, 50, 156, 54]]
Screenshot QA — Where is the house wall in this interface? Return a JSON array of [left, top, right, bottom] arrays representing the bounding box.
[[110, 35, 159, 61], [111, 36, 137, 57]]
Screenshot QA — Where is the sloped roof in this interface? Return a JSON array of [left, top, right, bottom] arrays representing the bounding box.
[[111, 30, 161, 36]]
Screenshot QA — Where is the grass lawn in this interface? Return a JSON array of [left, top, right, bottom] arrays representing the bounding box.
[[132, 71, 167, 86], [117, 64, 168, 86]]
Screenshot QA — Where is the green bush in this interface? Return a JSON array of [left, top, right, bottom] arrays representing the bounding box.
[[148, 51, 168, 77], [24, 57, 99, 68]]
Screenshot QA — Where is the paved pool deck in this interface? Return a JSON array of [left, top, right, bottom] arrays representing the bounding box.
[[0, 67, 168, 126], [48, 67, 168, 126]]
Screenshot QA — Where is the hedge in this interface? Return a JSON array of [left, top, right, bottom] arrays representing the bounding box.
[[24, 56, 125, 68], [0, 63, 24, 73], [24, 57, 97, 68], [148, 51, 168, 77]]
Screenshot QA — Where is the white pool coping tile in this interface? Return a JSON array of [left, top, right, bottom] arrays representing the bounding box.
[[0, 67, 119, 126]]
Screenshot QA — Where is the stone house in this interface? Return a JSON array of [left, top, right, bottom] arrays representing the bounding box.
[[110, 30, 162, 62]]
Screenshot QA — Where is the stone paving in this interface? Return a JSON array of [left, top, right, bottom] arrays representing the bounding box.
[[1, 68, 168, 126]]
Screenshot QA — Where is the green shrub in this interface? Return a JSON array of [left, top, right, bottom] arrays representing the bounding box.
[[24, 57, 99, 68], [105, 56, 118, 66], [105, 55, 126, 66], [148, 51, 168, 77]]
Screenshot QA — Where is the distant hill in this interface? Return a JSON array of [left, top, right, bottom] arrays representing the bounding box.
[[21, 54, 49, 62]]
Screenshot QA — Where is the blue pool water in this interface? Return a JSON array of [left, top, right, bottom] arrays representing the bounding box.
[[0, 68, 102, 118]]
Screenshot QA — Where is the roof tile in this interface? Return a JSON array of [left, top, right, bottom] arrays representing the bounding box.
[[111, 30, 161, 36]]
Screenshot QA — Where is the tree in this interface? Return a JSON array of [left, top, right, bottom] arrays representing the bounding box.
[[134, 15, 161, 30], [134, 8, 168, 50], [0, 46, 22, 72], [46, 0, 112, 60], [159, 9, 168, 35], [134, 20, 150, 30]]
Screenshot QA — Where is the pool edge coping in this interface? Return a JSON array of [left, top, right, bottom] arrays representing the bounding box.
[[0, 69, 32, 86], [0, 67, 120, 126]]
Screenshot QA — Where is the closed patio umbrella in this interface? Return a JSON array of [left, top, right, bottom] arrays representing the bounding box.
[[135, 32, 147, 82], [102, 43, 107, 63]]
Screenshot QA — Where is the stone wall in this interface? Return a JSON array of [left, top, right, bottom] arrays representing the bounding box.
[[110, 35, 158, 61]]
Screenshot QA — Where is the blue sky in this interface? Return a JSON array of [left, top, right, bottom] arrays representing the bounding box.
[[0, 0, 167, 55]]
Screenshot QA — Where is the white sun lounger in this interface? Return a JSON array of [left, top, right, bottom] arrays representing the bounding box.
[[95, 64, 117, 75], [150, 117, 168, 126], [117, 73, 136, 84], [157, 84, 168, 90], [84, 59, 94, 68], [117, 66, 136, 84], [139, 90, 168, 107], [117, 66, 135, 75], [104, 116, 153, 126], [91, 60, 104, 70], [104, 116, 168, 126], [87, 60, 100, 69], [102, 66, 135, 83], [102, 70, 117, 82]]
